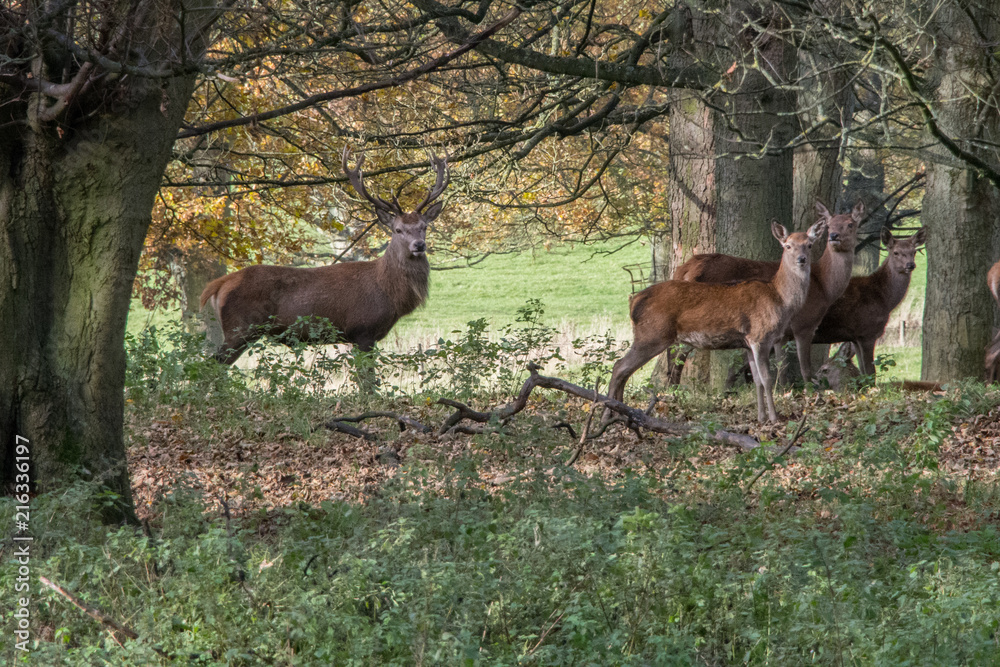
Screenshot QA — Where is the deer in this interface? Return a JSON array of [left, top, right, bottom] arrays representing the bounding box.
[[811, 227, 926, 377], [672, 201, 864, 383], [607, 219, 827, 423], [199, 147, 448, 367], [986, 260, 1000, 383]]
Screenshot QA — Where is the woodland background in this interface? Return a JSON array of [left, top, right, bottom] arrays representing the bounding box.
[[2, 0, 1000, 663]]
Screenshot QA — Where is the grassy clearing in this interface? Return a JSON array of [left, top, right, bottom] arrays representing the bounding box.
[[3, 314, 999, 665]]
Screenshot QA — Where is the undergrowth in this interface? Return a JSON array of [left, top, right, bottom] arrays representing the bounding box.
[[3, 306, 1000, 665]]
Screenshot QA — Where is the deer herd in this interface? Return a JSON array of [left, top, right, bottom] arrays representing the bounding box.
[[200, 150, 1000, 426]]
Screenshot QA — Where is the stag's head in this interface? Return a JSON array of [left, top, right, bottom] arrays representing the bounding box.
[[343, 147, 449, 259], [815, 200, 864, 253], [881, 227, 927, 275]]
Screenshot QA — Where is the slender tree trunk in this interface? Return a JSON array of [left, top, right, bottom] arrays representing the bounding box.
[[167, 247, 227, 348], [0, 77, 195, 521], [838, 149, 886, 275]]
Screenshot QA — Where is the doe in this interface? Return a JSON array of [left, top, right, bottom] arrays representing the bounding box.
[[608, 219, 826, 423]]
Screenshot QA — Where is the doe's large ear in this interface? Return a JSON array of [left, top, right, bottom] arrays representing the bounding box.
[[880, 227, 895, 248], [771, 219, 789, 242], [851, 200, 866, 222], [911, 227, 928, 246], [806, 218, 827, 242], [815, 200, 832, 220], [422, 200, 444, 222]]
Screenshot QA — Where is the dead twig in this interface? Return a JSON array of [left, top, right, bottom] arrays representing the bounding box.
[[39, 576, 171, 658], [330, 411, 432, 433], [743, 419, 811, 494], [567, 379, 603, 466], [323, 420, 376, 440]]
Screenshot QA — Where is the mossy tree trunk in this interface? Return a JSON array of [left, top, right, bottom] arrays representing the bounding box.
[[0, 58, 198, 523], [920, 6, 1000, 382], [651, 90, 717, 387]]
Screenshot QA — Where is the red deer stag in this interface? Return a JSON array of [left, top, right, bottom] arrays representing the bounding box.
[[812, 228, 926, 377], [672, 201, 863, 382], [608, 219, 827, 423], [200, 147, 448, 365], [986, 260, 1000, 383]]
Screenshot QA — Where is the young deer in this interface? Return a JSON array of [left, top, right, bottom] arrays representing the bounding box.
[[812, 228, 927, 376], [608, 219, 826, 423], [986, 260, 1000, 383], [200, 148, 448, 365], [672, 201, 863, 381]]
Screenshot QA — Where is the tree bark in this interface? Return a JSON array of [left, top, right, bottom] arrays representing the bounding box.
[[921, 167, 999, 381], [711, 5, 797, 386], [651, 90, 717, 386], [0, 78, 196, 521], [920, 6, 1000, 382]]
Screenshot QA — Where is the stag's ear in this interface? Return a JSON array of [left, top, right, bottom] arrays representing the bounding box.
[[422, 200, 444, 222], [375, 209, 395, 227], [912, 227, 928, 246], [881, 227, 895, 248], [771, 220, 788, 242], [851, 200, 866, 222], [806, 218, 827, 242], [815, 200, 832, 220]]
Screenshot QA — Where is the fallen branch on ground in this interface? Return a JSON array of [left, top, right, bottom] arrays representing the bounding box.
[[40, 576, 170, 658], [437, 364, 760, 451]]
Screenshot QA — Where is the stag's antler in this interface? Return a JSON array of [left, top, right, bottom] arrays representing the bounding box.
[[416, 152, 449, 213], [342, 147, 403, 218]]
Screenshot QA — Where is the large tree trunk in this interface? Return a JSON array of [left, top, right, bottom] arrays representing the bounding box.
[[0, 78, 195, 521], [920, 6, 1000, 383], [651, 90, 717, 386], [921, 167, 999, 382], [711, 6, 797, 386]]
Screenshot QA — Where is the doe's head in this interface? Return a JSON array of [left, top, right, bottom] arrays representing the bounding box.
[[815, 200, 864, 252], [772, 218, 826, 270], [881, 227, 927, 275]]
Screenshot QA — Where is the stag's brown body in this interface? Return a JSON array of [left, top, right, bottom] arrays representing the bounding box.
[[812, 228, 926, 376], [201, 149, 447, 365], [608, 220, 826, 423], [986, 260, 1000, 382], [200, 235, 430, 364], [672, 202, 863, 381]]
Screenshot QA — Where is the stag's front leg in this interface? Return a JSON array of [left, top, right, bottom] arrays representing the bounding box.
[[748, 342, 777, 423], [348, 342, 380, 393]]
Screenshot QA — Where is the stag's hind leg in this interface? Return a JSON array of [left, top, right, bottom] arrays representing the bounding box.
[[608, 338, 671, 404]]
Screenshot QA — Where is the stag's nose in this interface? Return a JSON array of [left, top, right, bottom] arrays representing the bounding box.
[[905, 261, 916, 272], [414, 241, 426, 253]]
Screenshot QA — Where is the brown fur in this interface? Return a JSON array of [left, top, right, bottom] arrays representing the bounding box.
[[201, 154, 446, 365], [986, 260, 1000, 383], [671, 201, 864, 381], [608, 219, 827, 423], [812, 228, 927, 377]]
